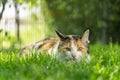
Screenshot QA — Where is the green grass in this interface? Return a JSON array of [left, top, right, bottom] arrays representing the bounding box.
[[0, 44, 120, 80]]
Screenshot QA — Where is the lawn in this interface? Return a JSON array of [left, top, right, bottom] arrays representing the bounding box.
[[0, 44, 120, 80]]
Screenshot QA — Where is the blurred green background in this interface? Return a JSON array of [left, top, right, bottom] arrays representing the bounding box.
[[0, 0, 120, 50]]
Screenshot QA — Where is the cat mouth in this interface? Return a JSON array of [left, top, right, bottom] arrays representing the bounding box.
[[65, 56, 79, 62]]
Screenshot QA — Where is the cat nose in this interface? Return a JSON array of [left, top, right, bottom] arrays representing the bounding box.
[[72, 54, 76, 58]]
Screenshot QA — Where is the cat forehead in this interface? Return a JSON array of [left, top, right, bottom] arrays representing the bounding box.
[[60, 35, 84, 47], [66, 35, 81, 40]]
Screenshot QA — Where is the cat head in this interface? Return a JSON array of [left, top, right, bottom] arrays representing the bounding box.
[[55, 29, 90, 62]]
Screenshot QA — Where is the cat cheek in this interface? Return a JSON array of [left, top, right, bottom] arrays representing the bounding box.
[[65, 52, 73, 59], [76, 52, 83, 58]]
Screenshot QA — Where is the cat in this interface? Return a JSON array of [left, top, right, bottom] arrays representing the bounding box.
[[19, 29, 90, 62]]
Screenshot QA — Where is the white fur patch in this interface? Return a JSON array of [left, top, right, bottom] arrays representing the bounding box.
[[71, 40, 77, 52], [86, 54, 91, 62], [53, 41, 60, 55], [47, 41, 60, 57], [71, 40, 83, 61]]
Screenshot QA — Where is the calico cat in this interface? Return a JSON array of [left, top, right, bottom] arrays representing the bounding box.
[[19, 29, 90, 62]]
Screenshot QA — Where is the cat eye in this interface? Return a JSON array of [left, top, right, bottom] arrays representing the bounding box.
[[65, 48, 71, 51], [78, 47, 83, 51]]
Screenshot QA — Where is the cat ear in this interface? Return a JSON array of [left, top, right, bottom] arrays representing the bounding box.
[[55, 30, 66, 40], [81, 29, 90, 44]]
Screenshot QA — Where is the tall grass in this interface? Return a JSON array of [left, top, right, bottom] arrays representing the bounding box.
[[0, 44, 120, 80]]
